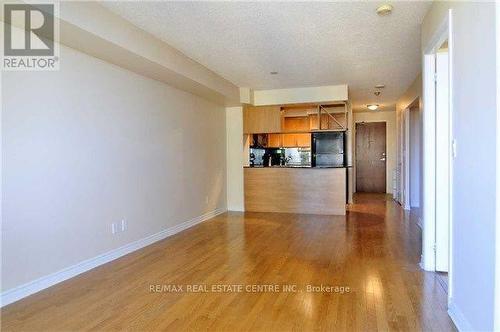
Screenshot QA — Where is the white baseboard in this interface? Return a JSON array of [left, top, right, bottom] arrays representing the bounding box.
[[448, 299, 473, 331], [417, 217, 423, 229], [227, 207, 245, 212], [1, 208, 226, 307]]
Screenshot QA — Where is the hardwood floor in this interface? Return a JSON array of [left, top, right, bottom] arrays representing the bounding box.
[[1, 193, 455, 331]]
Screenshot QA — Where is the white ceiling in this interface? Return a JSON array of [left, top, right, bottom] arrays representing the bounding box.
[[101, 1, 431, 111]]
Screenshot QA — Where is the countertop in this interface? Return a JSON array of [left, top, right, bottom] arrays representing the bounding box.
[[244, 165, 349, 169]]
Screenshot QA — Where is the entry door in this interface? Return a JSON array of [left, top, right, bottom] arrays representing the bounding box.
[[356, 122, 387, 193]]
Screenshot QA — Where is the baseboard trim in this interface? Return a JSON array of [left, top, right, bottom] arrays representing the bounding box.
[[227, 206, 245, 212], [417, 217, 423, 229], [448, 299, 473, 331], [1, 208, 226, 307]]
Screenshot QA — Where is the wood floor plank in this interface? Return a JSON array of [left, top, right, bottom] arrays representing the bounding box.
[[1, 193, 456, 331]]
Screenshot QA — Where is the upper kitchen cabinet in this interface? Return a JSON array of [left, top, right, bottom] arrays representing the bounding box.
[[243, 106, 282, 134], [282, 116, 309, 132], [295, 133, 311, 147], [309, 111, 347, 131], [281, 133, 311, 148], [267, 133, 282, 148]]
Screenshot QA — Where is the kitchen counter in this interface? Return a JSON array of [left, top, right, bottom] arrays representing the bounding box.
[[244, 165, 347, 169], [244, 167, 346, 215]]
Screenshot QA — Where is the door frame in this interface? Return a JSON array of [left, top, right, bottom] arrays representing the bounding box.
[[398, 104, 420, 211], [402, 108, 411, 210], [353, 120, 388, 193], [421, 9, 454, 303], [435, 50, 451, 272]]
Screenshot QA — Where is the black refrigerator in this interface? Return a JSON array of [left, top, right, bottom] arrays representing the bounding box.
[[311, 132, 346, 167]]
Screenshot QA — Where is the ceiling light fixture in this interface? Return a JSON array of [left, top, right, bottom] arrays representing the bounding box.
[[367, 104, 379, 111], [375, 84, 386, 89], [376, 4, 393, 16]]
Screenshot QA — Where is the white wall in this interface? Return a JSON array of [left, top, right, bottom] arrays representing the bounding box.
[[353, 111, 396, 194], [225, 107, 244, 211], [496, 3, 500, 330], [494, 2, 500, 331], [2, 45, 227, 292], [252, 85, 348, 106], [422, 2, 497, 330], [56, 2, 241, 105]]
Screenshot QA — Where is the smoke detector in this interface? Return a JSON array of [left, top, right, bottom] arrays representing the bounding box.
[[376, 4, 393, 16], [375, 84, 386, 89]]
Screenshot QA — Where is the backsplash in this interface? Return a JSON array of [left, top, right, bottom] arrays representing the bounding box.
[[284, 148, 311, 166], [250, 147, 311, 167]]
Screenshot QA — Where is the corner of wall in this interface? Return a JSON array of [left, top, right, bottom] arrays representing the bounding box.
[[239, 88, 254, 105], [225, 106, 245, 212]]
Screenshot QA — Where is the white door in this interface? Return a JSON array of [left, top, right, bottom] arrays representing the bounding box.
[[435, 51, 450, 272]]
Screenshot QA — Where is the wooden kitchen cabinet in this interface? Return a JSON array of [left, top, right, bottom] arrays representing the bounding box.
[[243, 106, 282, 134], [309, 114, 332, 130], [309, 113, 347, 130], [268, 133, 282, 148], [282, 116, 309, 132], [281, 134, 296, 147], [296, 133, 311, 147], [308, 114, 320, 130], [281, 133, 311, 148]]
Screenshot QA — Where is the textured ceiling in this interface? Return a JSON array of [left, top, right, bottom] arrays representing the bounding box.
[[101, 1, 431, 111]]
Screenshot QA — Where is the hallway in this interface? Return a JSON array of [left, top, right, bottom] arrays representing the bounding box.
[[1, 194, 454, 331]]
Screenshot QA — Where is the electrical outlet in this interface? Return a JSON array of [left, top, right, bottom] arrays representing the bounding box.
[[121, 219, 127, 232], [111, 223, 117, 235]]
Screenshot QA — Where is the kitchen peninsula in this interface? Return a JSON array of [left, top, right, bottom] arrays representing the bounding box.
[[243, 102, 352, 216], [244, 167, 346, 215]]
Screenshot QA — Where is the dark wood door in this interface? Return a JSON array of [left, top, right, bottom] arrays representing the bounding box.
[[356, 122, 386, 193]]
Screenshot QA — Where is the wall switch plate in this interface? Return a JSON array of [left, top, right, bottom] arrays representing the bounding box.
[[451, 139, 457, 159], [111, 223, 117, 235], [121, 219, 127, 232]]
